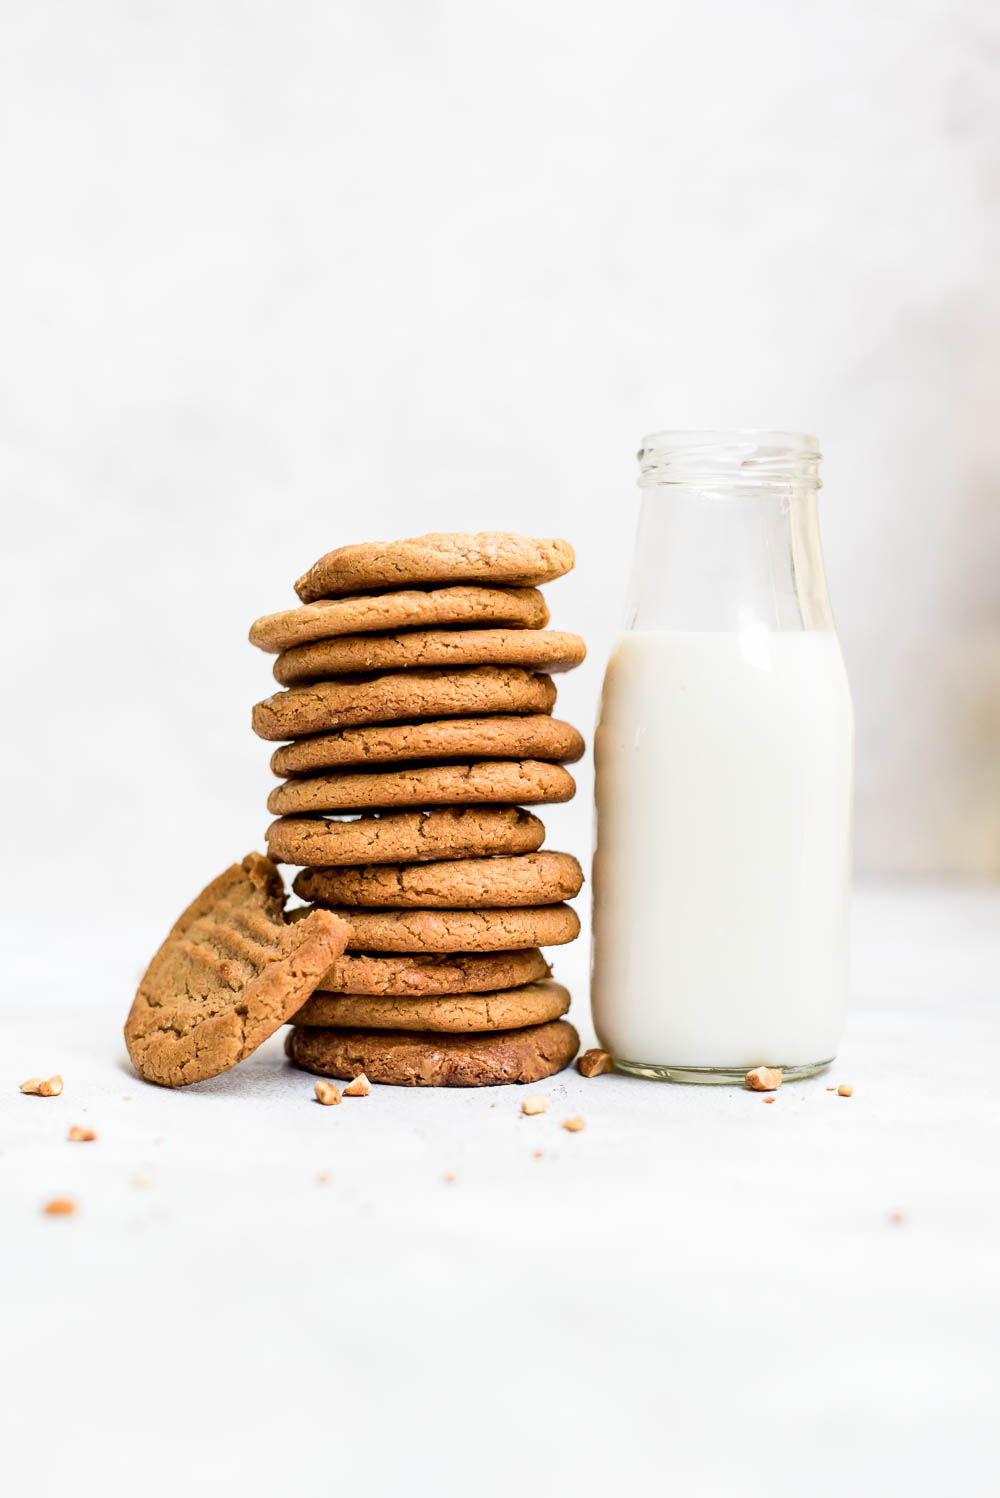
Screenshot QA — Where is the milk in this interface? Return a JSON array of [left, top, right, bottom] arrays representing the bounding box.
[[591, 629, 854, 1073]]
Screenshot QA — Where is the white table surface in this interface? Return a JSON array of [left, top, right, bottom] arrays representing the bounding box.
[[3, 883, 998, 1496]]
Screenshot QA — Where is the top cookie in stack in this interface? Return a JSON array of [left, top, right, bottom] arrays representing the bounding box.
[[250, 532, 586, 1088]]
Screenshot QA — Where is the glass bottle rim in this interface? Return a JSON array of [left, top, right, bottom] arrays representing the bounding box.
[[637, 428, 822, 490]]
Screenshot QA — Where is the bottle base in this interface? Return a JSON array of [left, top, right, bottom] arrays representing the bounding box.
[[613, 1057, 835, 1085]]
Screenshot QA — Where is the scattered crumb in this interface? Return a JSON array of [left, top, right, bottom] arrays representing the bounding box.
[[43, 1198, 76, 1216], [532, 1150, 543, 1159], [561, 1116, 585, 1133], [763, 1096, 776, 1104], [443, 1173, 457, 1184], [122, 1096, 132, 1102], [68, 1126, 96, 1142], [490, 1103, 496, 1108], [837, 1084, 854, 1097], [316, 1171, 332, 1186], [153, 1137, 164, 1145], [20, 1074, 63, 1097], [315, 1080, 342, 1106], [343, 1073, 371, 1097], [745, 1066, 782, 1092], [889, 1210, 906, 1226], [132, 1175, 152, 1187], [521, 1096, 548, 1115], [826, 1085, 837, 1091], [577, 1048, 614, 1078]]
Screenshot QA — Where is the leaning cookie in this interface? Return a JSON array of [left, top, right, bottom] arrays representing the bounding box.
[[250, 585, 549, 653], [270, 716, 584, 777], [252, 667, 556, 741], [266, 806, 545, 866], [290, 978, 571, 1032], [273, 629, 586, 686], [286, 1017, 580, 1086], [295, 531, 575, 603], [123, 853, 352, 1088], [293, 851, 583, 909], [298, 903, 581, 953], [266, 761, 575, 816]]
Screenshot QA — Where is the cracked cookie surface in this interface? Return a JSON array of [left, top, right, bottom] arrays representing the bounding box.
[[286, 1016, 580, 1086], [290, 978, 570, 1032], [304, 946, 550, 996], [252, 667, 556, 741], [294, 851, 583, 909], [250, 585, 548, 653], [294, 531, 574, 603], [298, 902, 581, 952], [267, 806, 545, 866], [267, 760, 575, 816], [124, 853, 352, 1087], [269, 715, 584, 777], [273, 628, 586, 685]]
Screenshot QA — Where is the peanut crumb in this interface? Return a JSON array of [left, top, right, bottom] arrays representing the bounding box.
[[43, 1198, 76, 1216], [562, 1116, 585, 1133], [316, 1171, 332, 1185], [132, 1175, 152, 1187], [444, 1172, 457, 1184], [577, 1048, 614, 1078], [68, 1126, 96, 1142], [521, 1096, 548, 1115], [889, 1210, 906, 1226], [826, 1085, 837, 1091], [21, 1074, 63, 1096], [315, 1081, 342, 1106], [532, 1150, 543, 1159], [343, 1073, 371, 1097], [837, 1083, 853, 1097], [763, 1096, 776, 1104], [745, 1066, 782, 1091]]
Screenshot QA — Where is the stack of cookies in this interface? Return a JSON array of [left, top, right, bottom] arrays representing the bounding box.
[[250, 532, 586, 1088]]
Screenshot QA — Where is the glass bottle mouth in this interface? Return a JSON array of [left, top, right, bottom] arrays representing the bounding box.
[[637, 429, 821, 490]]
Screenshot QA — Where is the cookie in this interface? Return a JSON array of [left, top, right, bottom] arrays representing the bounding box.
[[266, 806, 545, 866], [266, 760, 576, 816], [293, 851, 584, 909], [123, 853, 352, 1088], [273, 629, 586, 686], [252, 667, 556, 741], [286, 1017, 580, 1086], [290, 978, 570, 1032], [308, 946, 550, 996], [250, 585, 548, 654], [270, 716, 585, 777], [295, 532, 575, 604], [298, 902, 581, 953]]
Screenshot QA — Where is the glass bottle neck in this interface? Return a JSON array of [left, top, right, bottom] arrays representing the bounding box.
[[626, 480, 835, 634]]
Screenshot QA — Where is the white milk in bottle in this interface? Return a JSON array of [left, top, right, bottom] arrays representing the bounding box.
[[591, 432, 854, 1082]]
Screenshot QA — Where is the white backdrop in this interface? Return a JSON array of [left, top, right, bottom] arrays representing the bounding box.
[[3, 0, 999, 990]]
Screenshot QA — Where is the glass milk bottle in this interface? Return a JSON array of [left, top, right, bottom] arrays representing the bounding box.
[[592, 431, 854, 1082]]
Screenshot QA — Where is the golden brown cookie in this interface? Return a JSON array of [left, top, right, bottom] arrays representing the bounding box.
[[250, 585, 548, 653], [295, 532, 575, 603], [266, 760, 575, 816], [273, 628, 586, 686], [308, 946, 550, 996], [270, 716, 585, 777], [266, 806, 545, 866], [286, 1017, 580, 1086], [252, 667, 556, 741], [293, 851, 583, 909], [291, 978, 570, 1032], [299, 902, 581, 953], [123, 853, 352, 1088]]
